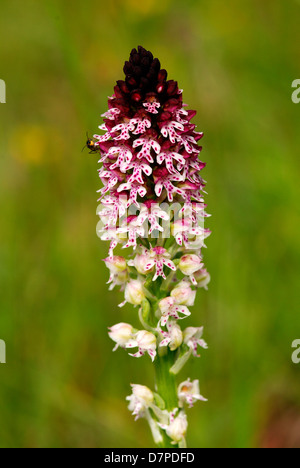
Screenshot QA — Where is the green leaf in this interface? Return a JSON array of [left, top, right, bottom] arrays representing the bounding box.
[[170, 350, 192, 375], [153, 392, 166, 410]]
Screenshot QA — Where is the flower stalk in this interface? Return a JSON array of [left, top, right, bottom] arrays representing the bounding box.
[[89, 46, 210, 447]]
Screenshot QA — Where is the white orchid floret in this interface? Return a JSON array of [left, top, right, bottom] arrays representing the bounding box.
[[101, 107, 120, 120], [143, 99, 161, 114], [167, 412, 188, 444], [107, 269, 129, 291], [183, 327, 208, 357], [161, 121, 184, 144], [157, 150, 185, 175], [108, 323, 134, 351], [159, 409, 188, 445], [98, 194, 128, 223], [178, 379, 207, 408], [133, 135, 161, 164], [171, 218, 205, 248], [97, 225, 127, 257], [131, 202, 169, 235], [178, 201, 207, 222], [158, 297, 191, 327], [171, 218, 190, 244], [126, 383, 165, 444], [111, 119, 136, 140], [132, 384, 154, 405], [108, 145, 134, 171], [178, 254, 204, 285], [187, 228, 211, 250], [119, 279, 146, 307], [159, 321, 183, 351], [126, 384, 154, 420], [144, 247, 176, 281], [97, 211, 117, 232], [97, 207, 118, 229], [126, 330, 157, 362], [193, 268, 211, 290], [104, 256, 128, 290], [117, 218, 145, 250], [170, 280, 196, 306]]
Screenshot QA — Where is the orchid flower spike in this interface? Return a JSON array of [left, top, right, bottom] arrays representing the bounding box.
[[89, 46, 211, 448]]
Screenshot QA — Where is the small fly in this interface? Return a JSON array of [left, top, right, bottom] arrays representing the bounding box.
[[82, 133, 98, 154]]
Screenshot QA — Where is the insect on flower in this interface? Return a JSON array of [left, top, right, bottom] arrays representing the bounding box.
[[82, 132, 99, 154]]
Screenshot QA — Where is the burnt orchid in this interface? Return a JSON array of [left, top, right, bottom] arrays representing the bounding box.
[[90, 46, 210, 448]]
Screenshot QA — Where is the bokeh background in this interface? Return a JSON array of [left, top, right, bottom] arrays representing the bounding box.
[[0, 0, 300, 448]]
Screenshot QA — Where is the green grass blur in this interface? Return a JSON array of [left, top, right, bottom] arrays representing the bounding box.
[[0, 0, 300, 448]]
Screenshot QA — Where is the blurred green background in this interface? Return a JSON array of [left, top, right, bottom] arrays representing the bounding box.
[[0, 0, 300, 448]]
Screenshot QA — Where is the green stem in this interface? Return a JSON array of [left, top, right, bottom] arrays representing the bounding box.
[[154, 349, 179, 448], [154, 351, 178, 410]]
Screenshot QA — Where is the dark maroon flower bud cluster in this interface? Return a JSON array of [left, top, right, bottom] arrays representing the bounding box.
[[111, 46, 180, 112]]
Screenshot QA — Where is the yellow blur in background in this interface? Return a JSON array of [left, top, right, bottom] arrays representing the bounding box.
[[0, 0, 300, 448]]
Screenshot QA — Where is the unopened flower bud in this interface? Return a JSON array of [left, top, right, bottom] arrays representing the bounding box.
[[125, 279, 146, 305], [178, 255, 203, 276], [193, 268, 211, 290], [104, 256, 127, 274], [171, 281, 196, 306], [131, 384, 154, 405], [130, 253, 153, 275], [108, 323, 134, 351]]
